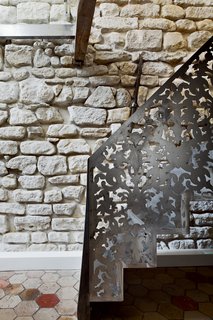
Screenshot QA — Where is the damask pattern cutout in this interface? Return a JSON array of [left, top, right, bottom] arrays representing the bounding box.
[[79, 37, 213, 308]]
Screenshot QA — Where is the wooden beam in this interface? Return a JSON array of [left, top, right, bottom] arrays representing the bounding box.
[[74, 0, 97, 64]]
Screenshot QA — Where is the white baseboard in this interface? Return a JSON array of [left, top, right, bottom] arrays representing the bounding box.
[[0, 251, 82, 271]]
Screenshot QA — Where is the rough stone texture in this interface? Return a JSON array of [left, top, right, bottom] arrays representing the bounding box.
[[2, 174, 17, 189], [14, 190, 43, 203], [0, 141, 18, 155], [9, 107, 37, 125], [0, 216, 9, 234], [52, 218, 85, 231], [3, 232, 29, 243], [14, 216, 50, 231], [0, 126, 25, 140], [38, 156, 67, 176], [5, 45, 32, 67], [162, 5, 185, 20], [36, 107, 63, 124], [81, 127, 111, 138], [85, 86, 116, 109], [142, 62, 174, 77], [18, 176, 45, 190], [120, 4, 160, 18], [26, 204, 52, 216], [33, 49, 50, 68], [54, 86, 73, 107], [188, 31, 212, 50], [20, 141, 56, 155], [0, 48, 3, 71], [6, 156, 37, 175], [50, 4, 68, 22], [57, 139, 90, 155], [47, 124, 78, 138], [62, 186, 85, 202], [20, 79, 54, 104], [48, 232, 69, 243], [190, 201, 213, 212], [163, 32, 185, 51], [193, 213, 213, 226], [0, 203, 25, 215], [0, 82, 19, 103], [168, 240, 195, 249], [94, 17, 138, 31], [176, 19, 196, 32], [0, 110, 8, 125], [125, 30, 162, 51], [0, 188, 8, 201], [44, 190, 62, 203], [17, 2, 50, 23], [0, 161, 8, 176], [186, 7, 213, 20], [139, 18, 176, 31], [68, 155, 89, 174], [107, 107, 131, 123], [53, 203, 76, 216], [69, 106, 106, 126], [48, 175, 79, 185], [95, 51, 131, 63]]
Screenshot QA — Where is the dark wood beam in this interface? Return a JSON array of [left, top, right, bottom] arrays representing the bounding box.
[[74, 0, 97, 64]]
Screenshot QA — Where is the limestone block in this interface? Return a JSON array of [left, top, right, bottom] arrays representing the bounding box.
[[60, 56, 73, 67], [50, 4, 68, 22], [3, 232, 29, 243], [0, 5, 17, 24], [85, 86, 116, 109], [73, 87, 90, 103], [125, 30, 162, 51], [33, 49, 51, 68], [189, 227, 213, 239], [67, 243, 83, 251], [54, 86, 73, 107], [107, 107, 130, 123], [117, 62, 137, 75], [68, 106, 106, 126], [100, 3, 119, 16], [51, 56, 60, 68], [38, 156, 67, 176], [32, 67, 55, 79], [0, 82, 19, 104], [62, 186, 84, 202], [6, 156, 37, 174], [9, 107, 37, 126], [89, 76, 120, 87], [47, 124, 78, 138], [168, 240, 195, 249], [52, 217, 85, 231], [48, 232, 69, 243], [121, 4, 160, 17], [77, 65, 108, 77], [94, 17, 138, 31], [162, 5, 185, 20], [48, 175, 79, 185], [196, 19, 213, 31], [72, 77, 90, 87], [95, 51, 131, 64], [26, 204, 52, 216], [0, 72, 12, 81], [5, 45, 32, 67], [0, 216, 8, 234], [27, 126, 44, 139], [176, 19, 196, 32], [138, 86, 148, 106], [121, 75, 136, 87], [186, 7, 213, 20], [193, 213, 213, 226], [18, 175, 45, 190], [13, 69, 30, 81], [69, 231, 84, 244], [0, 141, 18, 155], [0, 189, 8, 201], [0, 202, 25, 215], [90, 27, 103, 44], [14, 189, 43, 203], [108, 64, 119, 75], [197, 239, 213, 249], [174, 0, 211, 4], [80, 173, 87, 186], [44, 190, 62, 203], [0, 126, 25, 140], [80, 127, 111, 138], [142, 62, 174, 77], [0, 161, 8, 176], [163, 32, 185, 52], [17, 2, 50, 23], [28, 243, 59, 251], [188, 31, 212, 50], [139, 18, 176, 31], [20, 79, 54, 104], [55, 68, 76, 78], [0, 110, 8, 125], [54, 44, 74, 56], [36, 107, 63, 124], [57, 139, 90, 155], [53, 203, 76, 216], [116, 88, 131, 108], [140, 75, 159, 87], [31, 232, 47, 243], [14, 216, 50, 231], [68, 155, 89, 173], [2, 174, 17, 189], [104, 32, 125, 48], [20, 141, 55, 156]]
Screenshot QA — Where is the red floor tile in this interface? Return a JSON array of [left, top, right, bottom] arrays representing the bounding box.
[[36, 293, 60, 308], [172, 295, 198, 311]]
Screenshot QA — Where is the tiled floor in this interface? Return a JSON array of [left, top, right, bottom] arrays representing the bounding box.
[[0, 270, 79, 320], [0, 267, 212, 320]]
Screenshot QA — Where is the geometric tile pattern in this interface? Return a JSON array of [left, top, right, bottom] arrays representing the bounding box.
[[0, 267, 212, 319]]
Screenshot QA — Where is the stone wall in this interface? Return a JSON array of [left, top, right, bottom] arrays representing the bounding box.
[[0, 0, 212, 251]]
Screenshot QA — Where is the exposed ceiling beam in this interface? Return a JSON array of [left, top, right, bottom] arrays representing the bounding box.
[[74, 0, 97, 64]]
